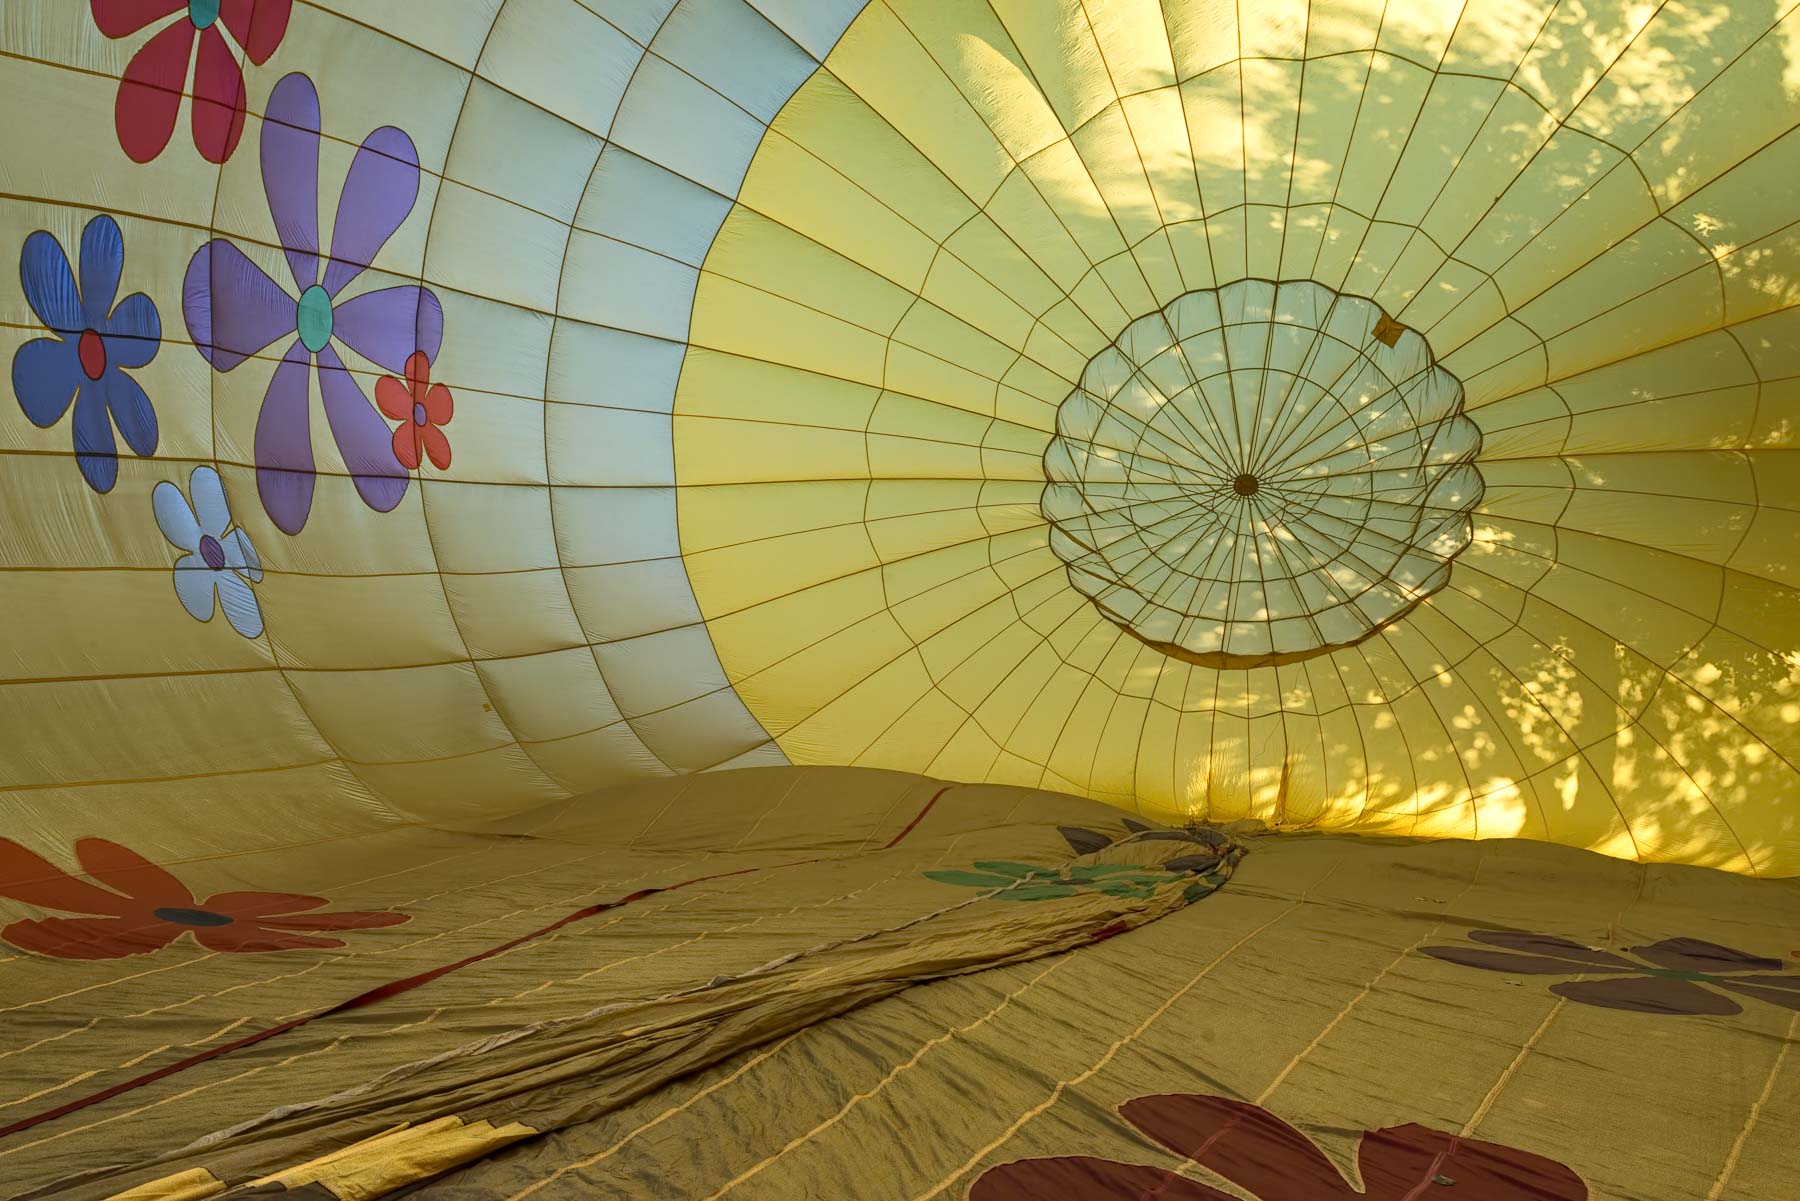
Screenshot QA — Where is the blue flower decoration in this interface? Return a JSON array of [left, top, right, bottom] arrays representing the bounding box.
[[11, 214, 161, 493]]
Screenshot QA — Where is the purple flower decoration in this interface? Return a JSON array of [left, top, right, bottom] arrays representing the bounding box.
[[12, 214, 161, 493], [183, 72, 442, 535], [1423, 930, 1800, 1016]]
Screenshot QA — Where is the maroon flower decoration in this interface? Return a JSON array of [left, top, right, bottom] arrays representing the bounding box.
[[1422, 931, 1800, 1016], [91, 0, 293, 164], [972, 1093, 1586, 1199], [0, 838, 409, 959]]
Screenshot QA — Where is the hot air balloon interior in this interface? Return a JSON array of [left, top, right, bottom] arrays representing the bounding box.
[[2, 1, 1798, 1197]]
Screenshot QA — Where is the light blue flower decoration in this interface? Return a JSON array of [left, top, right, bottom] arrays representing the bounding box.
[[153, 466, 263, 638]]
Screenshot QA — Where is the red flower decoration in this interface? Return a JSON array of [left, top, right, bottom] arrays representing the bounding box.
[[0, 838, 409, 959], [973, 1093, 1586, 1200], [377, 351, 453, 471], [92, 0, 293, 164]]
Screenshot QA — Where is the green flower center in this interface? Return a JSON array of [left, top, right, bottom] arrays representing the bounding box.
[[188, 0, 221, 30], [297, 285, 333, 353], [1638, 967, 1713, 982]]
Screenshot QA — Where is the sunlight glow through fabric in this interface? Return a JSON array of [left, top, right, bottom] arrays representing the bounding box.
[[2, 0, 1797, 877], [1041, 280, 1483, 668]]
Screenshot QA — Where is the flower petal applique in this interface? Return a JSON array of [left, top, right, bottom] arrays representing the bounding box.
[[227, 528, 263, 583], [323, 126, 421, 298], [419, 423, 451, 470], [71, 385, 121, 492], [20, 228, 82, 333], [104, 291, 162, 371], [1, 915, 185, 960], [183, 239, 298, 371], [115, 17, 195, 163], [188, 462, 234, 538], [423, 374, 452, 425], [74, 838, 194, 909], [1121, 1094, 1360, 1201], [0, 838, 196, 960], [262, 73, 324, 292], [333, 285, 444, 374], [192, 23, 250, 165], [215, 569, 265, 638], [219, 0, 293, 64], [1358, 1123, 1588, 1200], [173, 552, 220, 622], [1630, 938, 1783, 975], [377, 374, 422, 470], [153, 477, 202, 551], [317, 343, 408, 513], [0, 839, 137, 916], [375, 370, 413, 423], [11, 337, 80, 427], [89, 368, 158, 458], [200, 891, 330, 918], [256, 340, 318, 535], [1715, 975, 1800, 1011], [199, 890, 409, 934], [78, 212, 124, 326], [192, 925, 350, 954], [1468, 930, 1639, 969], [1552, 975, 1742, 1017], [1423, 930, 1639, 977]]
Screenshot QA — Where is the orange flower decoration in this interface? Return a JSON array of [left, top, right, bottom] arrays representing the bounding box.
[[376, 350, 452, 471], [0, 838, 409, 959]]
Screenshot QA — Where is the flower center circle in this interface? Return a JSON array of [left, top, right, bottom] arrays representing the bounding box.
[[1041, 280, 1485, 668], [152, 906, 233, 927], [198, 534, 227, 571], [412, 401, 428, 426], [77, 329, 107, 380], [188, 0, 221, 30], [297, 285, 334, 353]]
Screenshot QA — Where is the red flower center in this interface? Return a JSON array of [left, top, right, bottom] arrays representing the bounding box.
[[77, 329, 107, 380], [152, 906, 234, 928]]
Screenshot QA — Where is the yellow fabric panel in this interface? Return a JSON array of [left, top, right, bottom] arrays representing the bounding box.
[[0, 0, 1795, 879], [101, 1169, 224, 1201], [248, 1118, 537, 1201]]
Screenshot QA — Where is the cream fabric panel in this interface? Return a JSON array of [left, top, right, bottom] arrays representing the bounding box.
[[0, 0, 871, 839]]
